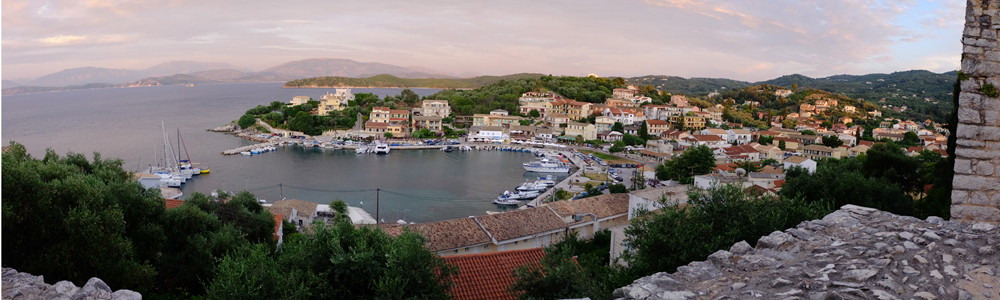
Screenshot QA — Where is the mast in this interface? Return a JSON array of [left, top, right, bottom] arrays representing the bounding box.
[[177, 128, 181, 163], [179, 129, 192, 163]]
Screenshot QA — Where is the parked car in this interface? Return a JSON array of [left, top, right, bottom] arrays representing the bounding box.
[[390, 143, 400, 146]]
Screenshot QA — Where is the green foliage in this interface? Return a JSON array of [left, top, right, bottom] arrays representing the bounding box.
[[428, 75, 620, 115], [623, 184, 831, 277], [918, 76, 959, 220], [821, 135, 844, 148], [778, 140, 786, 150], [608, 184, 628, 194], [384, 132, 393, 138], [757, 135, 774, 145], [609, 141, 626, 153], [621, 134, 645, 146], [982, 83, 998, 98], [783, 156, 915, 216], [206, 219, 458, 300], [799, 130, 816, 135], [529, 109, 541, 118], [2, 143, 162, 289], [509, 230, 627, 300], [638, 121, 650, 140], [237, 114, 257, 128], [655, 145, 715, 181], [612, 122, 624, 132]]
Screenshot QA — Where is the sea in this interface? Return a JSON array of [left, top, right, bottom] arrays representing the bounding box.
[[2, 83, 565, 223]]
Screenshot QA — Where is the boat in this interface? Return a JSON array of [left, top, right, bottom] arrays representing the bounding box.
[[536, 175, 557, 186], [374, 142, 390, 154], [241, 151, 252, 156], [499, 190, 539, 200], [522, 158, 570, 173], [355, 147, 367, 154], [493, 197, 520, 206], [441, 146, 454, 152], [515, 180, 548, 192], [200, 169, 211, 174]]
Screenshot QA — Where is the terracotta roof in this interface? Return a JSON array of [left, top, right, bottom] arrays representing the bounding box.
[[774, 180, 786, 188], [372, 106, 390, 111], [273, 214, 283, 241], [390, 109, 410, 114], [366, 122, 388, 129], [560, 193, 629, 222], [785, 156, 810, 164], [270, 199, 318, 218], [859, 140, 875, 147], [475, 206, 566, 242], [443, 248, 546, 300], [267, 206, 294, 221], [165, 199, 184, 209], [692, 135, 724, 142], [647, 119, 669, 125], [385, 218, 492, 252]]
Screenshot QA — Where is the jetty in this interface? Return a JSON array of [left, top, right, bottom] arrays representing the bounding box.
[[221, 141, 280, 155], [523, 150, 587, 208]]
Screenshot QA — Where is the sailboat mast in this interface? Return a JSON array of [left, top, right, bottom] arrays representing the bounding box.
[[179, 129, 192, 162], [177, 128, 181, 163]]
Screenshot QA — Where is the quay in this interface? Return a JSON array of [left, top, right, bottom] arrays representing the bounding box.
[[522, 150, 588, 208]]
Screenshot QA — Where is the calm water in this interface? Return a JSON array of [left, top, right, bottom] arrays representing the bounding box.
[[2, 83, 563, 223]]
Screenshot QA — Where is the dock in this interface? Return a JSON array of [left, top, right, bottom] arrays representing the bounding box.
[[522, 150, 588, 208], [221, 141, 281, 155]]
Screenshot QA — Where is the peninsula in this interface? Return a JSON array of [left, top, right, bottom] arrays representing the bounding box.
[[282, 73, 544, 89]]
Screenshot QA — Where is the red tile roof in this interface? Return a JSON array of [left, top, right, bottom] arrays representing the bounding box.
[[165, 199, 184, 209], [273, 214, 283, 241], [475, 206, 566, 242], [443, 248, 546, 300], [647, 119, 669, 125], [384, 218, 492, 252]]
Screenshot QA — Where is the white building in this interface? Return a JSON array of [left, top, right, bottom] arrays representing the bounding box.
[[783, 156, 817, 174]]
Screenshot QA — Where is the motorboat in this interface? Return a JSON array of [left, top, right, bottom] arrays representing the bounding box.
[[499, 190, 538, 200], [356, 147, 367, 154], [441, 146, 454, 152], [522, 158, 570, 173], [515, 180, 548, 192], [493, 197, 520, 206], [535, 175, 557, 187], [374, 142, 390, 154], [241, 151, 252, 156]]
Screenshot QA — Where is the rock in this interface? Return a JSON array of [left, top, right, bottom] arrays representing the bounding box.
[[930, 270, 944, 279], [899, 232, 914, 240], [111, 290, 142, 300], [708, 250, 734, 268], [959, 290, 973, 300], [841, 269, 878, 282], [730, 240, 753, 255], [925, 216, 945, 225], [903, 266, 920, 275], [979, 246, 995, 255], [71, 277, 113, 300], [922, 231, 942, 241], [774, 289, 803, 297], [654, 290, 695, 300], [904, 241, 920, 250], [822, 210, 860, 227], [944, 239, 959, 246], [944, 265, 959, 277], [971, 222, 996, 232], [756, 231, 794, 250], [871, 289, 900, 300], [731, 282, 746, 290], [675, 261, 723, 283], [914, 291, 937, 300]]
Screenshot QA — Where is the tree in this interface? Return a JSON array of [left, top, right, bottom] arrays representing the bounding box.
[[781, 119, 797, 129], [2, 143, 162, 290], [509, 231, 618, 300], [608, 184, 628, 194], [238, 114, 257, 128], [778, 140, 786, 150], [901, 131, 920, 147], [384, 132, 393, 138], [638, 121, 650, 140], [821, 135, 844, 148], [529, 109, 541, 118], [783, 157, 914, 216], [654, 145, 715, 182], [821, 120, 833, 129], [757, 135, 774, 145], [331, 200, 349, 220], [734, 160, 762, 172], [622, 134, 644, 146], [612, 122, 624, 132], [609, 141, 626, 153], [799, 130, 816, 135]]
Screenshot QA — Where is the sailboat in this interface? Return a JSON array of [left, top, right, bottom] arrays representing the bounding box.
[[176, 129, 209, 174]]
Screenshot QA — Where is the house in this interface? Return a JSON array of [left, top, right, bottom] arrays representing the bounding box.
[[773, 137, 801, 150], [670, 95, 689, 107], [660, 130, 690, 141], [476, 126, 505, 140], [753, 143, 783, 161], [365, 121, 388, 134], [565, 122, 597, 141], [849, 145, 870, 157], [802, 144, 840, 160], [412, 116, 444, 133], [565, 101, 593, 120], [388, 109, 411, 135], [723, 144, 760, 162], [419, 100, 451, 117], [838, 117, 853, 124], [623, 126, 638, 136], [646, 120, 670, 136], [317, 88, 353, 115], [599, 131, 624, 142], [534, 127, 554, 140], [519, 103, 548, 117], [726, 129, 752, 145], [269, 199, 319, 228], [800, 103, 815, 113], [788, 134, 820, 145], [670, 115, 706, 129], [290, 96, 311, 106], [272, 214, 284, 245], [370, 107, 391, 123], [775, 89, 793, 98], [443, 248, 546, 300], [473, 113, 523, 127], [705, 107, 723, 121], [613, 87, 639, 99], [603, 107, 643, 124], [874, 131, 904, 142], [546, 113, 570, 126], [681, 135, 728, 148], [595, 116, 616, 132], [843, 105, 857, 113], [838, 134, 857, 147], [700, 128, 729, 141], [783, 156, 817, 173]]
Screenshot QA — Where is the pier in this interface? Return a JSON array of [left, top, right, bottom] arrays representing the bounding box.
[[221, 141, 281, 155], [522, 150, 588, 208]]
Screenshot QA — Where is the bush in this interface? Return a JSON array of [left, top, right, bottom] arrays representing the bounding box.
[[237, 114, 257, 128]]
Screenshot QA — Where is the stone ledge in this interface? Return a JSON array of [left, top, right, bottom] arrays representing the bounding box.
[[1, 268, 141, 300], [613, 205, 1000, 300]]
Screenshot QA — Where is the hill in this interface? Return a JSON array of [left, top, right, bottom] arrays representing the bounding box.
[[24, 61, 243, 87], [283, 73, 545, 89], [624, 76, 751, 95]]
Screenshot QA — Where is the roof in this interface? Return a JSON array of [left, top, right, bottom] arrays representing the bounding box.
[[647, 119, 669, 125], [422, 99, 449, 104], [389, 109, 410, 114], [372, 106, 390, 112], [703, 128, 728, 135], [785, 156, 810, 164], [385, 218, 492, 251], [443, 248, 546, 300], [413, 115, 443, 121], [273, 214, 283, 241], [267, 206, 295, 220], [559, 193, 629, 221], [475, 206, 566, 242], [630, 185, 691, 203], [365, 122, 388, 128], [270, 199, 318, 217], [803, 144, 835, 152], [692, 135, 724, 142], [479, 126, 504, 132], [165, 199, 184, 209], [729, 129, 751, 134], [859, 140, 875, 147]]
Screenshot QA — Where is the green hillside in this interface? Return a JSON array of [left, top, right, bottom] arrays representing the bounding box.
[[283, 73, 546, 89]]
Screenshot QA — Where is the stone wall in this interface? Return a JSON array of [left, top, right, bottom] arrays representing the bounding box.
[[613, 205, 1000, 300], [953, 0, 1000, 222], [1, 268, 141, 300]]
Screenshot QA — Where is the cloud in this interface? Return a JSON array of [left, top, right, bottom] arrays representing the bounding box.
[[38, 35, 88, 45]]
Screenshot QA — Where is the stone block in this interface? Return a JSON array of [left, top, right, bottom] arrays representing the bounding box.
[[980, 125, 1000, 140], [974, 160, 996, 175], [971, 191, 991, 205], [959, 107, 982, 124], [957, 147, 1000, 159], [985, 110, 999, 125], [962, 79, 982, 92], [966, 45, 986, 55], [957, 139, 986, 147], [987, 50, 1000, 62], [951, 204, 1000, 222], [952, 190, 970, 204], [984, 28, 998, 40], [972, 61, 1000, 76], [955, 159, 973, 174], [952, 174, 997, 190], [965, 26, 983, 37], [957, 124, 980, 139]]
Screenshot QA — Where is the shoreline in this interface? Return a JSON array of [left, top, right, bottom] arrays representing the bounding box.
[[281, 86, 472, 90]]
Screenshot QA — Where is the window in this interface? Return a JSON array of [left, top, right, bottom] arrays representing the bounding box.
[[484, 245, 490, 250], [465, 247, 470, 252], [514, 241, 518, 245], [454, 250, 459, 254]]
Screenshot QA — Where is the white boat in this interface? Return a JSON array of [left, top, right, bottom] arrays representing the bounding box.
[[241, 151, 252, 156], [493, 197, 520, 206], [523, 158, 570, 173], [355, 147, 367, 154], [536, 175, 557, 186], [374, 142, 390, 154], [499, 190, 538, 200], [515, 180, 548, 192]]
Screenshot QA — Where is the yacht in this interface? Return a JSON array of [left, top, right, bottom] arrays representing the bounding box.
[[515, 180, 548, 192], [374, 142, 390, 154], [492, 197, 520, 206], [522, 158, 570, 173], [535, 175, 557, 187], [499, 190, 539, 200]]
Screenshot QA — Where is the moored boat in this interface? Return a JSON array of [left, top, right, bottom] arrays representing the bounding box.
[[522, 158, 570, 173]]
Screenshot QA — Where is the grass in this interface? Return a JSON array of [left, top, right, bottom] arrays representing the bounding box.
[[578, 150, 639, 164], [583, 173, 609, 182]]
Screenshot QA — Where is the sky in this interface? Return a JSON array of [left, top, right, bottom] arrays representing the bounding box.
[[1, 0, 966, 82]]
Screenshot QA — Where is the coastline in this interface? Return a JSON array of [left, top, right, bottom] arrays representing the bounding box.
[[281, 85, 471, 90]]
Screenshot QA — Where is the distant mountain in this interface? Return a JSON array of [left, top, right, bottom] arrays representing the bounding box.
[[283, 73, 545, 89], [262, 58, 442, 79], [2, 80, 21, 89], [25, 61, 243, 87], [624, 75, 751, 95]]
